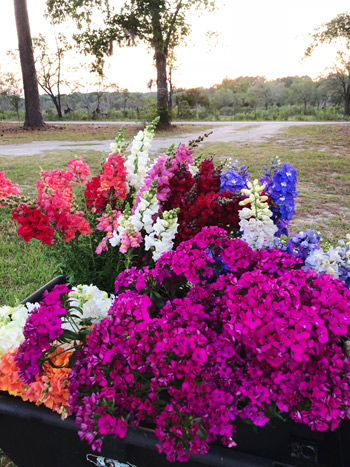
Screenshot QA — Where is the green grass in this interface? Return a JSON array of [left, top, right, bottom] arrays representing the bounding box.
[[278, 124, 350, 145], [0, 123, 214, 145], [1, 123, 350, 306]]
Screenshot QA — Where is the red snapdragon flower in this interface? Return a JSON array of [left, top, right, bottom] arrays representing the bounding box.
[[12, 203, 54, 245], [84, 154, 128, 212]]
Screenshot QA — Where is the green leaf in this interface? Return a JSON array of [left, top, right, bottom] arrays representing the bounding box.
[[198, 425, 207, 441]]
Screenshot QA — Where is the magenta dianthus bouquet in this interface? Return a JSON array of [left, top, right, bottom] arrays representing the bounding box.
[[68, 226, 350, 462]]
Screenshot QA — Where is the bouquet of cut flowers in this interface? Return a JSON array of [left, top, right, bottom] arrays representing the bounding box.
[[2, 118, 350, 464]]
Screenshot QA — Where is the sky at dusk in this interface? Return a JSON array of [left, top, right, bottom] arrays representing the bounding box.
[[0, 0, 349, 92]]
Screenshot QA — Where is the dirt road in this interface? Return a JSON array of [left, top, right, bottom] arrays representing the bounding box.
[[0, 121, 347, 156]]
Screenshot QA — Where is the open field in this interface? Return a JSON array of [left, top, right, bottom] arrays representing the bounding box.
[[0, 123, 349, 306]]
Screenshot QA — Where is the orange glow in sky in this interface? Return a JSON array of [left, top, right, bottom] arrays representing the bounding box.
[[1, 0, 349, 91]]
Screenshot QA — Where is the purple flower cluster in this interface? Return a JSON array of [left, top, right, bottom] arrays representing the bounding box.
[[260, 160, 298, 236], [219, 163, 249, 193], [286, 228, 321, 260], [134, 144, 194, 206], [69, 227, 350, 462], [15, 284, 71, 383], [270, 163, 298, 222], [260, 157, 281, 193]]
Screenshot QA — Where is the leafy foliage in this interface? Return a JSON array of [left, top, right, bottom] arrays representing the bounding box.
[[305, 13, 350, 116], [45, 0, 217, 125], [305, 13, 350, 57]]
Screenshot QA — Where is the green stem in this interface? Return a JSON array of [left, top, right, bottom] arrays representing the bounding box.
[[77, 182, 97, 273]]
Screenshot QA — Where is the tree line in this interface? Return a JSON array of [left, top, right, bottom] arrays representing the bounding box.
[[0, 74, 348, 122], [8, 1, 350, 127]]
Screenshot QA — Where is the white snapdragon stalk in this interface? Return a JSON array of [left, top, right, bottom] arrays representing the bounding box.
[[109, 180, 159, 249], [109, 124, 129, 158], [125, 117, 159, 192], [145, 208, 180, 261], [239, 179, 277, 250], [0, 302, 38, 356], [135, 187, 159, 234]]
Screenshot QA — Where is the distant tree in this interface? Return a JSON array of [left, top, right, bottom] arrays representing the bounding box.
[[274, 76, 298, 88], [212, 87, 235, 109], [120, 88, 131, 118], [179, 88, 209, 108], [64, 80, 84, 111], [251, 79, 274, 110], [315, 78, 331, 109], [46, 0, 216, 126], [13, 0, 45, 127], [0, 71, 23, 119], [328, 52, 350, 115], [176, 87, 209, 118], [269, 82, 285, 108], [32, 33, 71, 119], [305, 13, 350, 115], [92, 78, 121, 118], [290, 77, 316, 110]]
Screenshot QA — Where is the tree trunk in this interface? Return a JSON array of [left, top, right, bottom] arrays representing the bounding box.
[[344, 83, 350, 116], [168, 65, 174, 112], [13, 0, 45, 128], [155, 50, 170, 126], [51, 94, 63, 118]]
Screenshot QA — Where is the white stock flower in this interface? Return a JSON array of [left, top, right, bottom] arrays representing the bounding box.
[[0, 302, 39, 356], [68, 285, 114, 325], [109, 185, 160, 250]]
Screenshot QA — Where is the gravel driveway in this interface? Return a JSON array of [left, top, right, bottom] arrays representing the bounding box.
[[0, 121, 347, 157]]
